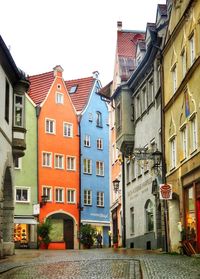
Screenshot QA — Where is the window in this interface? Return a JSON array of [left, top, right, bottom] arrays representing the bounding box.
[[126, 161, 130, 183], [145, 200, 154, 232], [67, 189, 76, 203], [181, 49, 187, 77], [89, 113, 93, 122], [42, 186, 52, 201], [96, 111, 102, 127], [131, 159, 136, 180], [189, 34, 195, 65], [67, 156, 76, 171], [137, 161, 142, 177], [55, 188, 64, 203], [42, 152, 52, 167], [56, 92, 64, 104], [63, 122, 73, 137], [55, 154, 64, 169], [16, 187, 30, 203], [142, 87, 147, 112], [130, 207, 135, 234], [191, 116, 197, 151], [170, 137, 176, 169], [14, 157, 22, 169], [83, 159, 92, 174], [96, 161, 104, 176], [57, 84, 61, 90], [45, 119, 55, 134], [97, 192, 104, 207], [69, 85, 78, 94], [116, 103, 121, 128], [97, 138, 103, 150], [14, 95, 24, 127], [148, 79, 154, 105], [84, 189, 92, 205], [181, 126, 188, 159], [136, 95, 140, 118], [84, 135, 90, 147], [172, 65, 177, 94], [5, 79, 9, 123]]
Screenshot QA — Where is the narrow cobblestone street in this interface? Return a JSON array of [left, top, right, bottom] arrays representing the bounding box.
[[0, 248, 200, 279]]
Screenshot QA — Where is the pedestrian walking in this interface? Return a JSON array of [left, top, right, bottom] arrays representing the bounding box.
[[97, 232, 102, 248]]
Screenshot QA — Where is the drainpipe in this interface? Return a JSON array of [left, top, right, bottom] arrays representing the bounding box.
[[122, 153, 126, 248], [36, 106, 41, 248], [78, 116, 82, 249]]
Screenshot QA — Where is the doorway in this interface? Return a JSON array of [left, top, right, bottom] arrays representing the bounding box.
[[64, 219, 74, 249]]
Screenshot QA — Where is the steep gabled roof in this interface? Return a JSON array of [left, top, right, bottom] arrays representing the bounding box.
[[117, 27, 145, 81], [28, 71, 54, 105], [65, 77, 95, 113]]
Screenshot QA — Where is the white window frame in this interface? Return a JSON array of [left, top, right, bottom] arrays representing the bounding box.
[[45, 118, 56, 134], [63, 122, 73, 137], [180, 125, 188, 160], [96, 161, 104, 176], [42, 152, 52, 167], [42, 186, 52, 202], [84, 189, 92, 205], [181, 48, 187, 77], [67, 189, 76, 204], [97, 191, 104, 207], [55, 187, 64, 203], [84, 135, 91, 147], [189, 34, 195, 65], [14, 94, 24, 127], [170, 137, 176, 169], [15, 186, 30, 203], [54, 154, 64, 169], [97, 138, 103, 150], [83, 158, 92, 174], [66, 156, 76, 171], [56, 92, 64, 104], [172, 64, 177, 94], [190, 115, 197, 152]]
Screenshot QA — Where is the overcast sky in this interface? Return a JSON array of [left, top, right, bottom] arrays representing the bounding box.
[[1, 0, 166, 86]]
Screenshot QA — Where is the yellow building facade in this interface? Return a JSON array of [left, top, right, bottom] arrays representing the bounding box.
[[163, 0, 200, 253]]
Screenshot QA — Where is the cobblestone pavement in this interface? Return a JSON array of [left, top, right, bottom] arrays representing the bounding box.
[[0, 248, 200, 279]]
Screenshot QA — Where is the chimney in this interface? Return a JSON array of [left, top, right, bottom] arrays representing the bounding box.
[[53, 65, 64, 77], [92, 71, 99, 79], [117, 21, 122, 31]]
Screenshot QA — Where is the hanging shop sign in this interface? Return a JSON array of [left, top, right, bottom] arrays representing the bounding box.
[[159, 184, 172, 200]]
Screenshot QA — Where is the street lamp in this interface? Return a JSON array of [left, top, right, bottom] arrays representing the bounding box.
[[151, 149, 162, 174], [113, 178, 120, 193]]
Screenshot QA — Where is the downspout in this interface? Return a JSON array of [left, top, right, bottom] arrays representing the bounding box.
[[122, 153, 126, 248], [78, 115, 82, 249], [36, 105, 41, 242]]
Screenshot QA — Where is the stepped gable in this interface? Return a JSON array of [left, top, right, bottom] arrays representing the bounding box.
[[28, 71, 54, 105], [65, 76, 94, 113]]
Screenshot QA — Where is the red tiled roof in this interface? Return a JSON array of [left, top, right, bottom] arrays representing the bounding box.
[[65, 77, 95, 112], [117, 30, 145, 81], [28, 71, 54, 105]]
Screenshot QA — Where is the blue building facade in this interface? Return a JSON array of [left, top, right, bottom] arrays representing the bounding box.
[[80, 77, 110, 247]]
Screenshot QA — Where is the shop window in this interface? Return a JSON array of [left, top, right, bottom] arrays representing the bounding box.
[[145, 200, 154, 232], [185, 186, 196, 248]]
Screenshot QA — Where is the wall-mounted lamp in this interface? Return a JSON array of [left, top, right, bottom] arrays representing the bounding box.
[[40, 195, 48, 208], [151, 150, 162, 174], [113, 178, 120, 193]]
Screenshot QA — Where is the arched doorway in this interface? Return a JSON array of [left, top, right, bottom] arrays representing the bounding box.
[[2, 167, 14, 255], [48, 213, 74, 249]]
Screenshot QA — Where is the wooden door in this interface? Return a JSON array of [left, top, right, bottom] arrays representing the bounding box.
[[64, 219, 74, 249]]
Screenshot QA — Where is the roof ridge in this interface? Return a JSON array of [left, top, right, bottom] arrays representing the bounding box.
[[65, 76, 93, 83], [29, 70, 54, 78], [119, 29, 145, 34]]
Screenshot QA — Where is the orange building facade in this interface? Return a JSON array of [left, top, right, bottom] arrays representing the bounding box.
[[29, 66, 79, 249]]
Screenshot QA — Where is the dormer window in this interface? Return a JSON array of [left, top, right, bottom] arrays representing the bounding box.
[[69, 85, 78, 94]]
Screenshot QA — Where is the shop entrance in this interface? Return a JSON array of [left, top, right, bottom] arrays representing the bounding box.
[[64, 219, 74, 249]]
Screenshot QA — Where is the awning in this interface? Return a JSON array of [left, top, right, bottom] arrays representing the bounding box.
[[14, 218, 38, 225]]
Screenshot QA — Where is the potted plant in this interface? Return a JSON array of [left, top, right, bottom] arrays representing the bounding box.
[[37, 219, 52, 249], [80, 224, 96, 249]]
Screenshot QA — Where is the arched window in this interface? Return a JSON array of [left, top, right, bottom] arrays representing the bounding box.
[[145, 200, 154, 232], [96, 111, 102, 127]]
